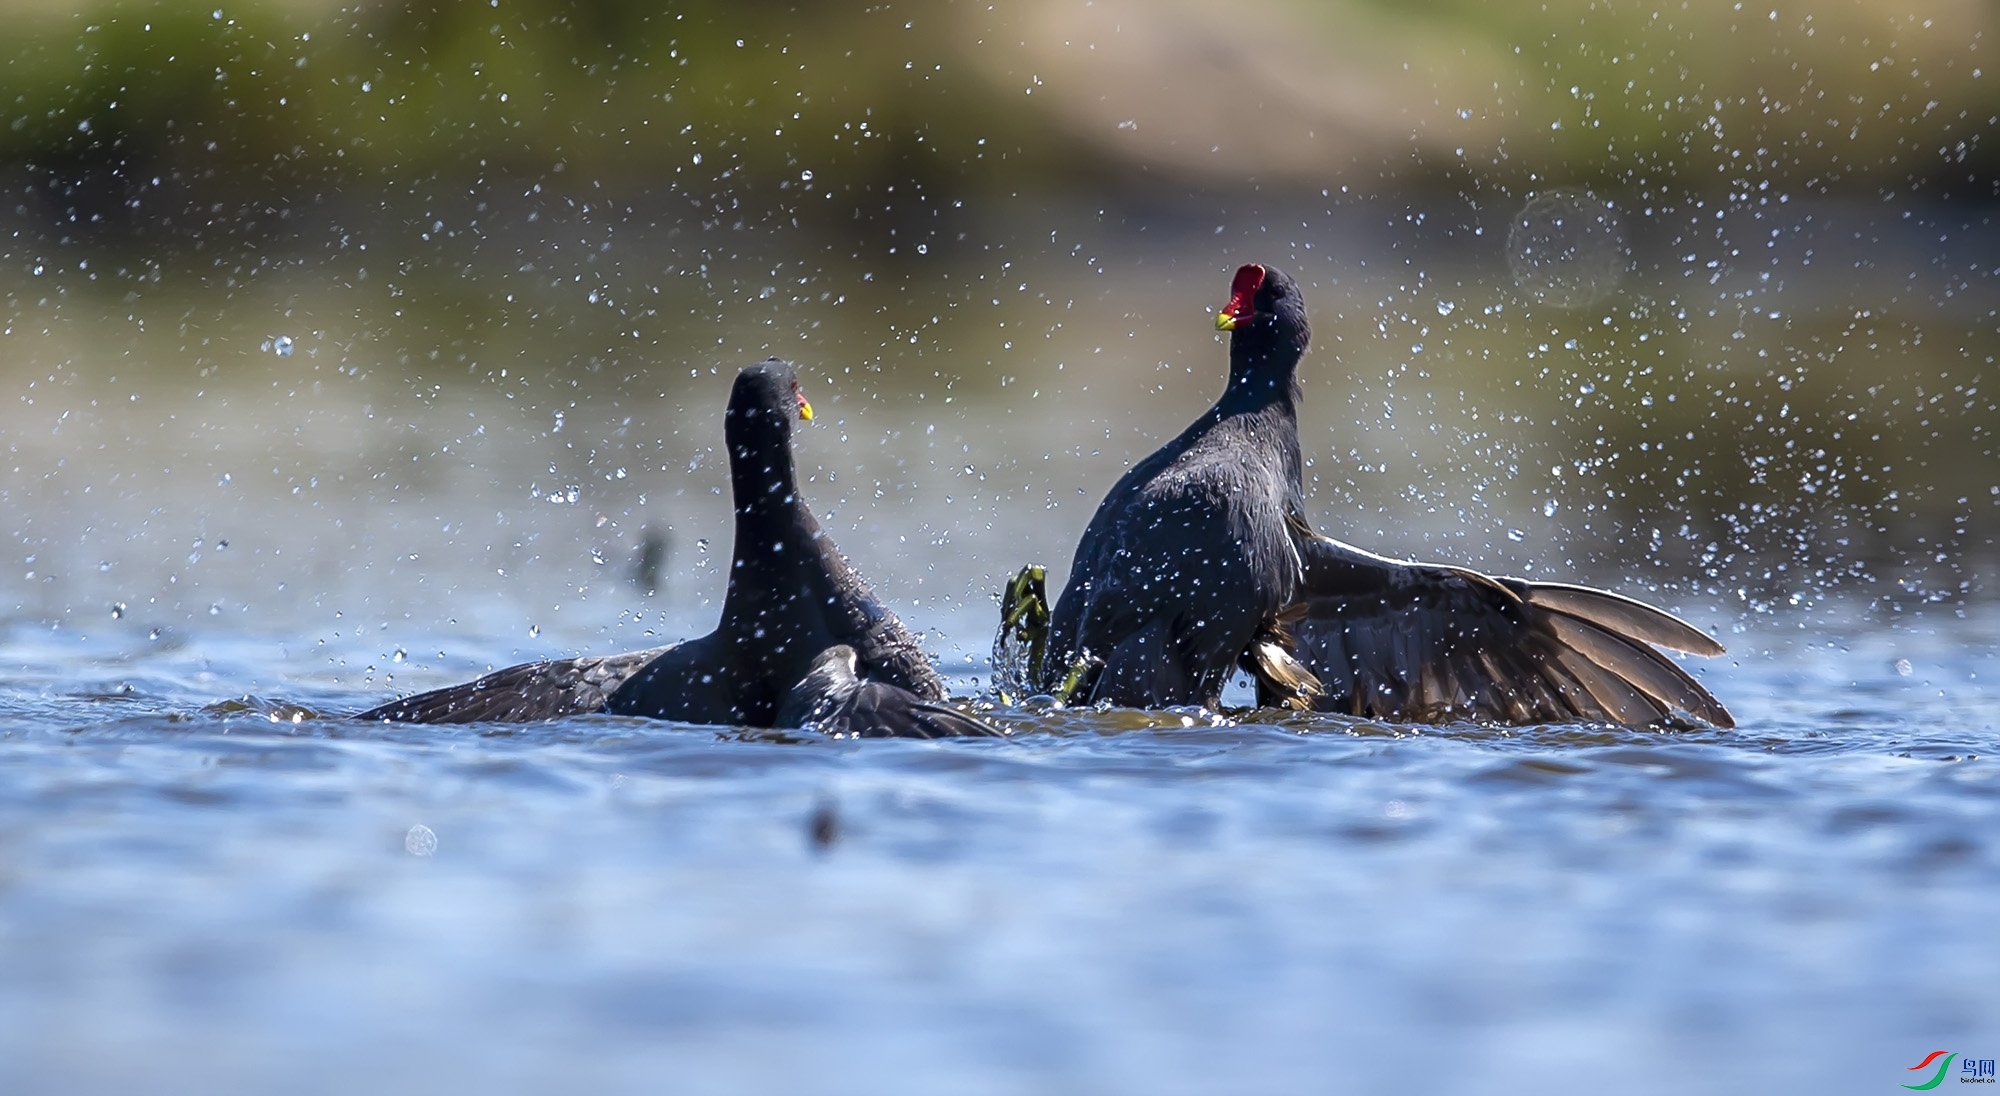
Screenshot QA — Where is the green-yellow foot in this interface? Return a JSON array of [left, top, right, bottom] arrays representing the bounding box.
[[990, 564, 1050, 702], [1050, 652, 1100, 707]]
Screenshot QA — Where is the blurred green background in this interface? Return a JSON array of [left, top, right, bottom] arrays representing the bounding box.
[[8, 0, 1998, 218], [0, 0, 1996, 655]]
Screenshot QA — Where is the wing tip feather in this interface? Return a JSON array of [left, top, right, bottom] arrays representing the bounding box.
[[1544, 614, 1735, 728], [1525, 582, 1727, 657]]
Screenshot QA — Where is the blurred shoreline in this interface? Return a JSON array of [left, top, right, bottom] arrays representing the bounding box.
[[0, 187, 1992, 652]]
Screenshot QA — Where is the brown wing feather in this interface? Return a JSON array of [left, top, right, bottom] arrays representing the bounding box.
[[1552, 648, 1669, 725], [1526, 583, 1726, 656], [1543, 615, 1736, 727], [1289, 526, 1732, 727]]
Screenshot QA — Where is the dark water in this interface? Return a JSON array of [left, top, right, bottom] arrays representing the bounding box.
[[0, 601, 1994, 1095], [0, 203, 1996, 1093]]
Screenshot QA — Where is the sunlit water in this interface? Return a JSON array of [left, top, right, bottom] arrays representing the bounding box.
[[0, 600, 1994, 1095], [0, 201, 1995, 1093]]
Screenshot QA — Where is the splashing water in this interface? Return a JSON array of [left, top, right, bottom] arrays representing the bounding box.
[[1506, 189, 1631, 309]]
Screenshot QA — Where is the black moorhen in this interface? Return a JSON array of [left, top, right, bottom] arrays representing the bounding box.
[[1037, 263, 1732, 726], [1043, 263, 1312, 708], [358, 358, 944, 725], [777, 645, 1006, 738]]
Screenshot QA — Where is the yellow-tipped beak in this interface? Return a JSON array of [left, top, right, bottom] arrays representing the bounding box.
[[798, 398, 815, 422], [1215, 312, 1238, 332]]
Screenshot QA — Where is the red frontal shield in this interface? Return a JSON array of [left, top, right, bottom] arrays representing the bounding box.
[[1219, 263, 1266, 325]]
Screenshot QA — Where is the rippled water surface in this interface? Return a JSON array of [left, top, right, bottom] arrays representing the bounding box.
[[0, 599, 1994, 1095]]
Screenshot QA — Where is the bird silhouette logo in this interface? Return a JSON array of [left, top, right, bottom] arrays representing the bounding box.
[[1903, 1051, 1957, 1090]]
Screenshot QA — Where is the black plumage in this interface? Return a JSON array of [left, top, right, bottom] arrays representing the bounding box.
[[777, 645, 1005, 739], [1044, 263, 1312, 707], [353, 649, 671, 724], [1040, 263, 1731, 726], [357, 358, 943, 725]]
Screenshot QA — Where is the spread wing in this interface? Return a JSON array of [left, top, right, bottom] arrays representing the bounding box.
[[355, 646, 674, 724], [817, 683, 1007, 739], [1288, 519, 1732, 727]]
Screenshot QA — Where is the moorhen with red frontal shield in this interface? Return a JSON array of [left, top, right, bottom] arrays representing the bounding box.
[[1026, 263, 1732, 726]]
